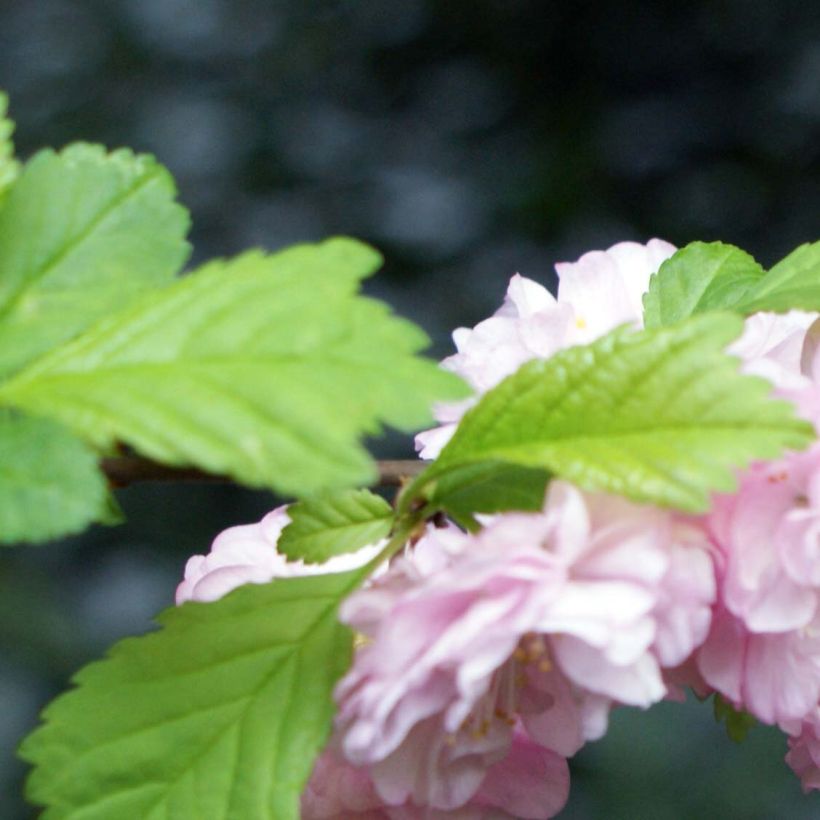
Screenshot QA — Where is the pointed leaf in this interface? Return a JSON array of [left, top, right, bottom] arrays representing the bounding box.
[[0, 239, 467, 496], [278, 489, 394, 563], [643, 242, 764, 328], [735, 241, 820, 313], [0, 410, 108, 544], [20, 569, 368, 819], [412, 314, 813, 513], [0, 143, 191, 378]]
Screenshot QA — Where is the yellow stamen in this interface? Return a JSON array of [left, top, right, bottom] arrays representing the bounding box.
[[353, 632, 371, 649]]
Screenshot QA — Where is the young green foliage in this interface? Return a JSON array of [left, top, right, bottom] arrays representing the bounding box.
[[734, 241, 820, 314], [0, 92, 19, 199], [713, 694, 756, 744], [278, 488, 394, 563], [643, 242, 764, 328], [643, 240, 820, 324], [0, 410, 109, 544], [416, 461, 551, 530], [407, 314, 813, 514], [0, 144, 191, 379], [20, 567, 370, 820], [0, 238, 467, 499]]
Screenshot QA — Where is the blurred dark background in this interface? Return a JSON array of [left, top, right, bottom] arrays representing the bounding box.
[[1, 1, 819, 817]]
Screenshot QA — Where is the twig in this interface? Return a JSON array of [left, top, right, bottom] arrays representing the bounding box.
[[101, 456, 426, 488], [374, 459, 427, 485]]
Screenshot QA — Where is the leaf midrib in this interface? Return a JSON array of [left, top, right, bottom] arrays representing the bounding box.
[[0, 347, 410, 393], [447, 420, 801, 458], [679, 245, 738, 316], [0, 164, 159, 325], [443, 328, 696, 458], [47, 583, 357, 820]]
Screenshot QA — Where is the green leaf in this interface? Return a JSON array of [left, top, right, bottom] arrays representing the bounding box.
[[20, 569, 368, 819], [713, 694, 756, 743], [0, 143, 191, 379], [734, 241, 820, 313], [0, 410, 108, 544], [0, 91, 20, 199], [644, 241, 820, 319], [643, 242, 764, 328], [0, 238, 467, 497], [279, 489, 394, 563], [408, 314, 813, 514], [421, 461, 551, 530]]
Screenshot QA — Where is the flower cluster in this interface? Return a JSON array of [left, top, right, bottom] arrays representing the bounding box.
[[176, 239, 820, 817]]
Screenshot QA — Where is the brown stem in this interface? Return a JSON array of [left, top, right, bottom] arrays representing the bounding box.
[[101, 456, 426, 488]]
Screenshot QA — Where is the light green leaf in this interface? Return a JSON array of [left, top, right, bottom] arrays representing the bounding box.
[[0, 91, 20, 199], [409, 314, 813, 513], [279, 489, 394, 563], [0, 409, 108, 544], [0, 238, 467, 496], [20, 568, 368, 820], [734, 241, 820, 313], [0, 143, 191, 379], [643, 242, 764, 328]]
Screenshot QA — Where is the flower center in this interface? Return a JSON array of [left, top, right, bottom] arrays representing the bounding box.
[[447, 633, 555, 744]]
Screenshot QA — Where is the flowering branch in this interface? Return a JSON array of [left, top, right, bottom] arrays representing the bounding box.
[[100, 456, 426, 488]]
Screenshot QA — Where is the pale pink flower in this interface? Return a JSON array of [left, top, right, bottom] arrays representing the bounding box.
[[302, 746, 386, 819], [175, 505, 384, 605], [697, 601, 820, 726], [706, 453, 820, 634], [333, 483, 714, 810], [728, 310, 818, 391], [651, 531, 716, 668], [696, 444, 820, 725], [443, 275, 575, 395], [786, 709, 820, 793], [415, 398, 476, 462], [416, 239, 676, 458], [662, 655, 714, 703], [415, 275, 574, 459], [302, 729, 570, 819], [554, 238, 676, 342]]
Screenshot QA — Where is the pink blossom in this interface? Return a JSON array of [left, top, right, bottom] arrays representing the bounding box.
[[443, 275, 575, 395], [697, 602, 820, 726], [707, 454, 820, 634], [416, 239, 677, 458], [727, 310, 818, 391], [554, 238, 676, 342], [302, 729, 570, 819], [415, 398, 477, 462], [697, 444, 820, 725], [333, 482, 714, 811], [175, 505, 384, 605], [415, 275, 574, 459], [302, 746, 386, 819], [786, 709, 820, 793], [662, 655, 714, 703]]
